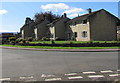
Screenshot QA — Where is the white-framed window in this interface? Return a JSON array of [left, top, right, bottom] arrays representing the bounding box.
[[82, 31, 87, 38], [82, 19, 87, 24]]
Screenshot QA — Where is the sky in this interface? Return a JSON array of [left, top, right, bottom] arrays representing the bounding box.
[[0, 1, 119, 32]]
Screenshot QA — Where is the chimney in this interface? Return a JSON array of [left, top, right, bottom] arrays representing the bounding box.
[[63, 13, 67, 18], [87, 8, 92, 14]]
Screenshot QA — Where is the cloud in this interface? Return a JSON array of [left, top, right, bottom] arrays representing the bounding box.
[[41, 3, 85, 18], [68, 13, 79, 17], [63, 8, 85, 14], [63, 7, 85, 18], [0, 9, 8, 15], [41, 3, 69, 12]]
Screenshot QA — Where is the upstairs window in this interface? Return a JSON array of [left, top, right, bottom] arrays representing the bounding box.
[[82, 31, 87, 38], [82, 19, 87, 24]]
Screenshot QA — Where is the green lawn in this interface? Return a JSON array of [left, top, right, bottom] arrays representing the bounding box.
[[29, 41, 119, 44], [1, 44, 119, 49]]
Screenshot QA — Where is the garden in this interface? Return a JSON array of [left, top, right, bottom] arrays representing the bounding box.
[[0, 36, 120, 49]]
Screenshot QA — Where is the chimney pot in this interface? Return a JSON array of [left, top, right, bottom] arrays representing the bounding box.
[[63, 13, 67, 18], [87, 8, 92, 14]]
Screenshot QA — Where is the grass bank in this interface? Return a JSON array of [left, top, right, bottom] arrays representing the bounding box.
[[1, 44, 119, 49]]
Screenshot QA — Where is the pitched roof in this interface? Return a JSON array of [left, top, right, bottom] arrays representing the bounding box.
[[67, 9, 119, 23], [52, 17, 70, 24]]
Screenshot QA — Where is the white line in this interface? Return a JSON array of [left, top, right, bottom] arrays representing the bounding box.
[[68, 76, 83, 79], [65, 73, 77, 76], [109, 74, 120, 77], [0, 78, 10, 81], [83, 71, 96, 74], [20, 76, 33, 79], [117, 70, 120, 71], [41, 74, 55, 77], [45, 78, 62, 81], [88, 75, 104, 78], [100, 70, 113, 73]]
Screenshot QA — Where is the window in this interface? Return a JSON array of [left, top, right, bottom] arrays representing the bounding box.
[[82, 19, 87, 24], [82, 31, 87, 38], [74, 22, 77, 25]]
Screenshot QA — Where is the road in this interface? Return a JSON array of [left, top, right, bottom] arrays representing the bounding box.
[[2, 48, 119, 78]]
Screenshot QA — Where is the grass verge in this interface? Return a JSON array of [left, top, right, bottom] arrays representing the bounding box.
[[29, 41, 120, 44], [1, 44, 119, 49]]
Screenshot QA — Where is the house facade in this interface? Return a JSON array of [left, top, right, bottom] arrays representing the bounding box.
[[48, 13, 70, 40], [34, 20, 50, 40], [20, 9, 119, 41], [20, 17, 35, 39], [66, 9, 119, 41]]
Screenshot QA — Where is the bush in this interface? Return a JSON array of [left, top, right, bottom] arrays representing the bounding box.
[[27, 37, 33, 42], [42, 37, 50, 41], [22, 39, 26, 43], [15, 38, 24, 43], [51, 40, 55, 44], [9, 37, 16, 41]]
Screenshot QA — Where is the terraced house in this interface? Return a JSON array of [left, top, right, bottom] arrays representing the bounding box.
[[20, 9, 120, 41], [66, 9, 119, 41]]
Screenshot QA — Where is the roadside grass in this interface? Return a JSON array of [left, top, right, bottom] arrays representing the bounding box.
[[1, 44, 119, 49], [29, 41, 120, 44]]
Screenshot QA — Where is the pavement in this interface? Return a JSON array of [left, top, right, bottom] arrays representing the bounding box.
[[1, 46, 120, 82], [1, 46, 120, 52]]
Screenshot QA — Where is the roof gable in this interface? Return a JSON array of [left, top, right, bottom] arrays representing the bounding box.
[[67, 9, 119, 23]]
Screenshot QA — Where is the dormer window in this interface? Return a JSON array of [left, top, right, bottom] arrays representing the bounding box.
[[82, 19, 87, 24]]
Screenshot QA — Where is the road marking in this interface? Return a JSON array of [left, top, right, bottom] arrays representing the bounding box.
[[100, 70, 113, 73], [109, 74, 120, 77], [20, 76, 33, 79], [68, 76, 83, 79], [88, 75, 104, 78], [41, 74, 55, 78], [117, 70, 120, 71], [65, 73, 77, 76], [0, 78, 10, 81], [83, 71, 96, 74], [45, 78, 61, 81]]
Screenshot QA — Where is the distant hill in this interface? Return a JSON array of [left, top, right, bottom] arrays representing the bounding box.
[[0, 32, 18, 34]]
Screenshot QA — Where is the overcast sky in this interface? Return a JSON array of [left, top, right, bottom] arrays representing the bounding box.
[[0, 1, 119, 32]]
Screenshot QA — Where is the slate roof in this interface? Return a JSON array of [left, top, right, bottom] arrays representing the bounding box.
[[67, 9, 119, 23]]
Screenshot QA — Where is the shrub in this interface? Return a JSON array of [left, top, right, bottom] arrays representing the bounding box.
[[69, 41, 73, 44], [9, 37, 16, 41], [16, 38, 24, 43], [9, 41, 15, 45], [55, 37, 59, 40], [22, 39, 26, 43], [42, 37, 50, 41], [51, 40, 55, 44], [27, 37, 33, 41]]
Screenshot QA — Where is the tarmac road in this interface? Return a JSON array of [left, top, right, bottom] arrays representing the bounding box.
[[2, 48, 119, 78]]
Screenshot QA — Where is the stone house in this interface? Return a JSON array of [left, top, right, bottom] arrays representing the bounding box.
[[117, 26, 120, 40], [66, 9, 119, 41], [48, 13, 70, 40], [34, 20, 50, 40], [20, 17, 35, 39], [20, 9, 119, 41]]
